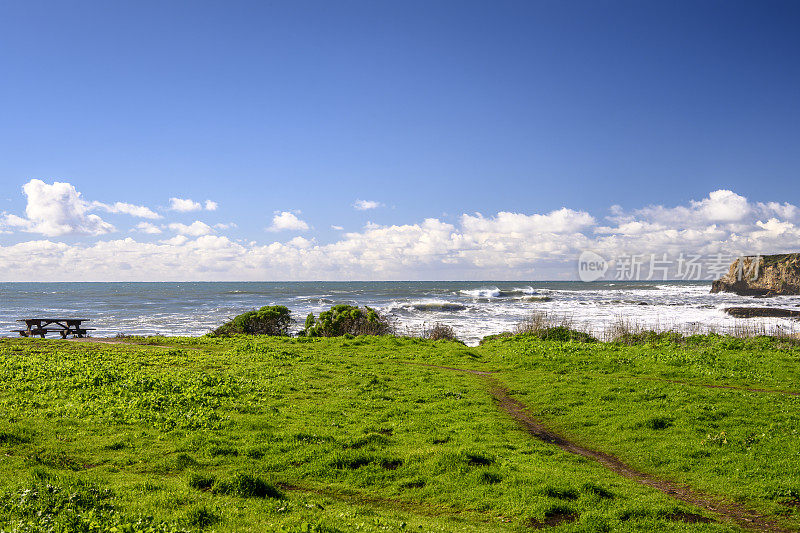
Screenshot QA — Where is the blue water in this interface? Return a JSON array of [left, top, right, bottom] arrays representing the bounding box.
[[2, 281, 799, 345]]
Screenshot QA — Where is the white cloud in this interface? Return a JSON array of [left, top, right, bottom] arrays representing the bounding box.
[[268, 211, 309, 232], [134, 222, 162, 234], [1, 179, 114, 236], [461, 208, 595, 234], [691, 189, 750, 222], [331, 225, 344, 230], [3, 188, 800, 281], [169, 197, 202, 212], [353, 199, 382, 210], [94, 201, 161, 219], [758, 201, 798, 220], [168, 221, 214, 236], [169, 197, 218, 212], [214, 222, 237, 230], [159, 235, 189, 246], [287, 236, 312, 248]]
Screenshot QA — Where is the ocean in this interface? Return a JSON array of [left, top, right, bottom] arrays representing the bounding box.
[[2, 281, 800, 345]]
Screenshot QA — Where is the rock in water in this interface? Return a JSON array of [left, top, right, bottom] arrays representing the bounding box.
[[725, 307, 800, 318], [711, 253, 800, 296]]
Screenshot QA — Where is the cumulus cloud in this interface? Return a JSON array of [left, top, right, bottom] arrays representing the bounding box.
[[692, 189, 751, 222], [1, 179, 115, 236], [168, 197, 202, 212], [168, 197, 218, 212], [353, 199, 382, 210], [168, 221, 215, 237], [3, 188, 800, 281], [134, 222, 162, 234], [94, 201, 161, 219], [268, 211, 309, 232], [590, 190, 800, 263], [461, 208, 595, 234]]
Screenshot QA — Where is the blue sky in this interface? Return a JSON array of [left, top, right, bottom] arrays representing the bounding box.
[[1, 1, 799, 280]]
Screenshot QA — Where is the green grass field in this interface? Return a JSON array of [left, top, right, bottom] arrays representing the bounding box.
[[0, 333, 798, 532]]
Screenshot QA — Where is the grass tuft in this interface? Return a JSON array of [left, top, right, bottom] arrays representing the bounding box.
[[212, 473, 285, 499]]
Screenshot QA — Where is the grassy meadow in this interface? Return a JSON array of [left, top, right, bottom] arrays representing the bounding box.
[[0, 332, 798, 532]]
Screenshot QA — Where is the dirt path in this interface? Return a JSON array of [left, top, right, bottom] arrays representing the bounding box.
[[410, 362, 793, 532]]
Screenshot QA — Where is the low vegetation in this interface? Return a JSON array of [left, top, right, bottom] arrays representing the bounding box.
[[210, 305, 292, 336], [420, 322, 461, 342], [0, 328, 798, 531], [301, 304, 393, 337]]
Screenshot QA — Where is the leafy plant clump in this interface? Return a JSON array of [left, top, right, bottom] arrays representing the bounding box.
[[302, 305, 393, 337], [421, 323, 461, 342], [513, 312, 597, 343], [211, 305, 292, 336]]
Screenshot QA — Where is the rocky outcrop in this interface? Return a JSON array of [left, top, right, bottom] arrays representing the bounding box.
[[725, 307, 800, 318], [711, 254, 800, 296]]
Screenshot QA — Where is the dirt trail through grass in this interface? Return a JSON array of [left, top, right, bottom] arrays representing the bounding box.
[[409, 362, 793, 532]]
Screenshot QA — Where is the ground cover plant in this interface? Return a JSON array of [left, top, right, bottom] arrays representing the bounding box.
[[0, 332, 798, 531]]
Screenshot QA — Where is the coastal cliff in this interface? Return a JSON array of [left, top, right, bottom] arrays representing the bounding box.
[[711, 253, 800, 296]]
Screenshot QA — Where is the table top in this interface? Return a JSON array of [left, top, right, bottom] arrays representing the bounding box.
[[17, 318, 90, 322]]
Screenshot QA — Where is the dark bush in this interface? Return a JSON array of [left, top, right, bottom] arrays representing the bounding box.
[[514, 312, 597, 343], [535, 326, 597, 343], [422, 323, 461, 342], [303, 305, 393, 337], [211, 306, 292, 336]]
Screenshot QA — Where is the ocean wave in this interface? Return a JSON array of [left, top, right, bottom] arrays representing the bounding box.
[[409, 302, 467, 312], [519, 296, 552, 302], [385, 300, 469, 313], [460, 287, 501, 298], [222, 290, 276, 296], [460, 286, 539, 298]]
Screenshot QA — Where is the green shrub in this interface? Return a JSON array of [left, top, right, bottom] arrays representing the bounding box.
[[303, 305, 393, 337], [534, 326, 597, 343], [211, 306, 292, 336], [421, 323, 461, 342]]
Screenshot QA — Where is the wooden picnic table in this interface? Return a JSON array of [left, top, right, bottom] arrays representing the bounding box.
[[14, 318, 94, 339]]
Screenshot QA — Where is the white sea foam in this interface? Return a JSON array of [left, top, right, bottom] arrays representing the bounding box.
[[460, 287, 502, 298], [3, 281, 800, 346]]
